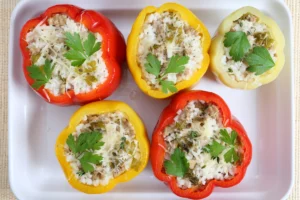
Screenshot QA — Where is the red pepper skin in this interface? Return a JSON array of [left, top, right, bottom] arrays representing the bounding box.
[[151, 90, 252, 199], [20, 5, 126, 106]]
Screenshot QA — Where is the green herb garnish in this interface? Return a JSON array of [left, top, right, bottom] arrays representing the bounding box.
[[189, 131, 198, 138], [164, 148, 189, 177], [203, 129, 240, 164], [120, 136, 126, 150], [144, 53, 189, 94], [203, 140, 225, 158], [66, 131, 104, 173], [27, 59, 54, 89], [64, 32, 101, 66], [224, 31, 250, 61], [160, 80, 177, 94], [245, 46, 275, 75]]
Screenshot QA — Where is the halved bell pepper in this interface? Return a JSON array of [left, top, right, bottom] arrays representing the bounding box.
[[55, 100, 149, 194], [127, 3, 211, 99], [20, 5, 126, 105], [151, 90, 252, 199], [210, 6, 285, 89]]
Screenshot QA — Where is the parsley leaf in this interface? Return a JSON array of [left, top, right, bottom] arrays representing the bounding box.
[[224, 148, 239, 163], [160, 80, 178, 94], [65, 32, 84, 52], [27, 59, 54, 89], [120, 136, 126, 150], [144, 54, 189, 94], [164, 55, 189, 75], [83, 33, 101, 57], [76, 131, 104, 153], [64, 32, 101, 67], [66, 134, 76, 153], [224, 31, 250, 61], [245, 46, 275, 75], [66, 131, 104, 173], [203, 140, 225, 158], [164, 148, 189, 177], [79, 152, 103, 173], [220, 129, 237, 146], [145, 53, 161, 77]]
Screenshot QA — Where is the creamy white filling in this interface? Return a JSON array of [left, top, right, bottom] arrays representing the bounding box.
[[64, 112, 141, 186], [163, 101, 237, 188], [138, 11, 203, 89], [26, 14, 108, 96]]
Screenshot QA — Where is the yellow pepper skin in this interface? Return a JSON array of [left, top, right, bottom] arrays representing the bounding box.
[[127, 3, 211, 99], [55, 101, 149, 194], [210, 6, 285, 89]]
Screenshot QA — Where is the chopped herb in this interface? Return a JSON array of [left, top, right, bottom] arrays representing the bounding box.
[[224, 31, 250, 61], [228, 68, 233, 73], [201, 165, 206, 169], [27, 59, 54, 89], [245, 46, 275, 75], [64, 32, 101, 67], [66, 131, 104, 173], [189, 131, 198, 138], [164, 148, 189, 177], [120, 136, 126, 150], [76, 170, 85, 176]]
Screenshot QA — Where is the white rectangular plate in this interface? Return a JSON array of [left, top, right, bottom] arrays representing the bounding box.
[[8, 0, 294, 199]]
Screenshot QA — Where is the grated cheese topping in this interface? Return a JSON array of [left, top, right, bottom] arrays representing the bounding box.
[[163, 101, 240, 188], [64, 112, 141, 186], [222, 13, 277, 82], [138, 11, 203, 89], [25, 14, 108, 96]]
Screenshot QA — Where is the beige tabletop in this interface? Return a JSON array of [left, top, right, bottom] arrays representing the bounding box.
[[1, 0, 299, 199]]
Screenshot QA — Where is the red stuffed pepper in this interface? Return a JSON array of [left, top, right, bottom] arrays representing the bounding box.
[[20, 5, 125, 105], [151, 90, 252, 199]]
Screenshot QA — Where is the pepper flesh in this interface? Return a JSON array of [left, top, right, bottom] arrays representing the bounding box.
[[55, 101, 149, 194], [151, 90, 252, 199], [20, 5, 126, 105], [127, 3, 211, 99], [210, 6, 285, 89]]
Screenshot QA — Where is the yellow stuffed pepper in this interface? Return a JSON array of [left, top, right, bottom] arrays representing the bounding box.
[[55, 101, 149, 194], [210, 6, 285, 89], [127, 3, 211, 99]]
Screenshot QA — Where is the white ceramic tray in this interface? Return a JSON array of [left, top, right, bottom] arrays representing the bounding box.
[[8, 0, 294, 199]]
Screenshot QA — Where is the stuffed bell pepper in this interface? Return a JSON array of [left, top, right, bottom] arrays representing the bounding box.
[[127, 3, 211, 99], [56, 101, 149, 193], [151, 90, 252, 199], [210, 6, 285, 89], [20, 5, 126, 105]]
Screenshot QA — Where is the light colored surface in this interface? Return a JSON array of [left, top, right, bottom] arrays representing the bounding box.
[[0, 1, 298, 200]]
